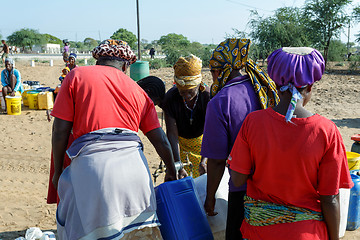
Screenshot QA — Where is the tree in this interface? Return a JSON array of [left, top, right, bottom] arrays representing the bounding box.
[[158, 33, 190, 48], [327, 39, 348, 61], [158, 33, 191, 65], [110, 28, 137, 49], [247, 7, 310, 61], [84, 37, 99, 50], [303, 0, 352, 65], [43, 34, 62, 44], [7, 28, 46, 51], [353, 5, 360, 42]]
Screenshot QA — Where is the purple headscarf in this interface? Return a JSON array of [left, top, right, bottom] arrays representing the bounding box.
[[267, 47, 325, 87], [267, 47, 325, 122]]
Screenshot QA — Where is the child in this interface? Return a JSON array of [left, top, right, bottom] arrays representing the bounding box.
[[58, 67, 70, 83], [228, 47, 354, 240]]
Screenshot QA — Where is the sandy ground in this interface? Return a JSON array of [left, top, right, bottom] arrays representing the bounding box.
[[0, 58, 359, 239]]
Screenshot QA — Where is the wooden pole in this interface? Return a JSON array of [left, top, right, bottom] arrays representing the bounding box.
[[136, 0, 141, 60]]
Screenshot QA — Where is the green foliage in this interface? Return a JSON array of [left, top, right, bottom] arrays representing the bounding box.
[[158, 33, 215, 66], [353, 6, 360, 42], [349, 54, 360, 70], [111, 28, 137, 50], [43, 34, 62, 44], [327, 39, 348, 61], [248, 7, 310, 60], [158, 33, 190, 48], [84, 38, 99, 50], [148, 58, 169, 69], [303, 0, 351, 63], [7, 28, 46, 51], [87, 58, 96, 65]]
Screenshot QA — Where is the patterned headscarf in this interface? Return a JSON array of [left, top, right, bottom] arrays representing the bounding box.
[[69, 53, 77, 60], [174, 55, 205, 91], [92, 39, 137, 64], [209, 38, 279, 109], [5, 58, 14, 65], [267, 47, 325, 122]]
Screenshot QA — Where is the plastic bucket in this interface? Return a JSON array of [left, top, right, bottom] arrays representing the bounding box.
[[22, 89, 35, 107], [130, 61, 149, 81], [27, 91, 40, 109], [347, 152, 360, 171], [6, 95, 22, 115]]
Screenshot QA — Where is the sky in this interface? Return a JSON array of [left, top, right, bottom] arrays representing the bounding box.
[[1, 0, 360, 45]]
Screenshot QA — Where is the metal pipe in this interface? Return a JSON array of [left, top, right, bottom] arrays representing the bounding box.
[[136, 0, 141, 60]]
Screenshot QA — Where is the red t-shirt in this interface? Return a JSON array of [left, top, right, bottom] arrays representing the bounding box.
[[228, 108, 353, 240], [51, 65, 160, 139]]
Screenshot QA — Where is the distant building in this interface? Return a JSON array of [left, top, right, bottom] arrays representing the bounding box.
[[32, 43, 61, 54]]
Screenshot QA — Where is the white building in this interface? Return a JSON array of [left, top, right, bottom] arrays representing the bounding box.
[[32, 43, 61, 54]]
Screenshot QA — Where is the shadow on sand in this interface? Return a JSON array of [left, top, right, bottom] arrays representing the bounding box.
[[332, 118, 360, 129]]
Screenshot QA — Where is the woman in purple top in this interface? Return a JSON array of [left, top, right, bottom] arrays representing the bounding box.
[[62, 41, 70, 64], [201, 38, 279, 239]]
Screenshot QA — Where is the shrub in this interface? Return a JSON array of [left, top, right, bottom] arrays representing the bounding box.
[[349, 55, 360, 71], [148, 58, 169, 69]]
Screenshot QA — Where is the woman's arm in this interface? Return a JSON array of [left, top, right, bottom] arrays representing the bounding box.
[[204, 157, 226, 216], [164, 112, 188, 178], [320, 194, 340, 240], [146, 127, 177, 182], [52, 117, 73, 189], [231, 170, 249, 187], [1, 70, 6, 86], [13, 69, 21, 92]]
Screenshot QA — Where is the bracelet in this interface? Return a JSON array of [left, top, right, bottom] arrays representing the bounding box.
[[174, 161, 183, 172]]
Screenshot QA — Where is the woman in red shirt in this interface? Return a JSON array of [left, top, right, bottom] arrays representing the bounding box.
[[228, 47, 353, 240]]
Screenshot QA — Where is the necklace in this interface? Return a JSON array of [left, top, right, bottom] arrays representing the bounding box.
[[183, 93, 199, 125]]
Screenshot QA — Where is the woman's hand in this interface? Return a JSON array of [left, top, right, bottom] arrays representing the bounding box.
[[204, 195, 218, 216], [164, 171, 177, 182], [199, 162, 207, 175], [178, 168, 188, 179], [52, 171, 62, 190], [10, 91, 15, 97]]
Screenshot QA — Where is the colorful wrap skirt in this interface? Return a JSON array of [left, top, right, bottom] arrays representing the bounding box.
[[244, 195, 323, 227], [178, 135, 203, 178]]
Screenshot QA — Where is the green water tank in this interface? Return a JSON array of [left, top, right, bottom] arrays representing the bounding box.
[[130, 61, 150, 81]]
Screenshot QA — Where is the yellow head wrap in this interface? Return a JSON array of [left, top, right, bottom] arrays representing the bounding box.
[[174, 55, 203, 90], [209, 38, 279, 109]]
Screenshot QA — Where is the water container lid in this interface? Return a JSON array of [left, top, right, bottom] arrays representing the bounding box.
[[351, 134, 360, 142]]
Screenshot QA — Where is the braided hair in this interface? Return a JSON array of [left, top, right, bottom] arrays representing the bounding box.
[[137, 76, 165, 106]]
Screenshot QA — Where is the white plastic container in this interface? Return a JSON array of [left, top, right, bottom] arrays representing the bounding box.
[[0, 91, 5, 110], [194, 170, 229, 238], [339, 188, 350, 238]]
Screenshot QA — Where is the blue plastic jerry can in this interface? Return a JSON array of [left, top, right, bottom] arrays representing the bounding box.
[[155, 177, 214, 240], [347, 171, 360, 231]]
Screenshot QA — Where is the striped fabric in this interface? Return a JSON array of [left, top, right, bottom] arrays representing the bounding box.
[[244, 195, 323, 226]]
